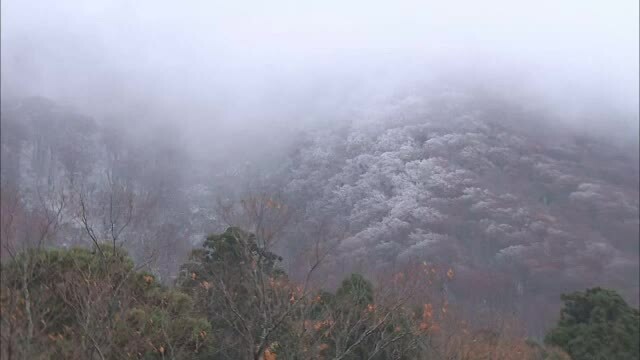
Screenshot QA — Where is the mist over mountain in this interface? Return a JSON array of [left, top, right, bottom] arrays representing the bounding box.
[[273, 92, 640, 336], [1, 0, 638, 354], [2, 88, 638, 338]]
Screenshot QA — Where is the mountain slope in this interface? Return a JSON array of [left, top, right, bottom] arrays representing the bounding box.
[[277, 94, 639, 335]]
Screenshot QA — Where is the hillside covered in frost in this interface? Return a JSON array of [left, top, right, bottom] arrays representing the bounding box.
[[275, 93, 639, 335], [1, 93, 638, 336]]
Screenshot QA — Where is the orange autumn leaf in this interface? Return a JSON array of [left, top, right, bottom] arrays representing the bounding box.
[[447, 268, 455, 280], [423, 303, 433, 321], [304, 320, 313, 330], [312, 319, 334, 330], [264, 349, 277, 360]]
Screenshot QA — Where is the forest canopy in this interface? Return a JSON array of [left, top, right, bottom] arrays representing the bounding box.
[[2, 227, 604, 360]]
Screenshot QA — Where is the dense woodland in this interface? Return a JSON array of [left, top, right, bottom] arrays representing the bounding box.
[[1, 95, 639, 359]]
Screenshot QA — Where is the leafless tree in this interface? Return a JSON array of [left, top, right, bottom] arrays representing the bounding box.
[[1, 182, 66, 360]]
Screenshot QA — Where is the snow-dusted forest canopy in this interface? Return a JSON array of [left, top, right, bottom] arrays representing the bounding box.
[[1, 0, 638, 358], [2, 90, 638, 338]]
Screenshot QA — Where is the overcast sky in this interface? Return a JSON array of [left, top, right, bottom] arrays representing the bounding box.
[[2, 0, 638, 136]]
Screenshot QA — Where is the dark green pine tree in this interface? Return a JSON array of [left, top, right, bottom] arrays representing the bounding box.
[[545, 287, 640, 360], [176, 227, 289, 359]]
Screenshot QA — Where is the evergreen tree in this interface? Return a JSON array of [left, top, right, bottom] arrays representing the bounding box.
[[545, 287, 640, 360]]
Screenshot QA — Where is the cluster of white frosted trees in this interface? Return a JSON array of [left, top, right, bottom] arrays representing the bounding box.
[[278, 98, 639, 334]]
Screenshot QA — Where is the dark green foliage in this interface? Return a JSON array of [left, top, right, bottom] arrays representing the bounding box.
[[335, 273, 375, 309], [1, 245, 212, 359], [308, 290, 336, 320], [178, 227, 285, 290], [315, 273, 408, 360], [3, 227, 601, 359], [545, 287, 640, 360], [177, 227, 290, 359]]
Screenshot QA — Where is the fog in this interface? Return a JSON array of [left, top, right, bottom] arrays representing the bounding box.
[[2, 1, 639, 342], [2, 0, 638, 138]]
